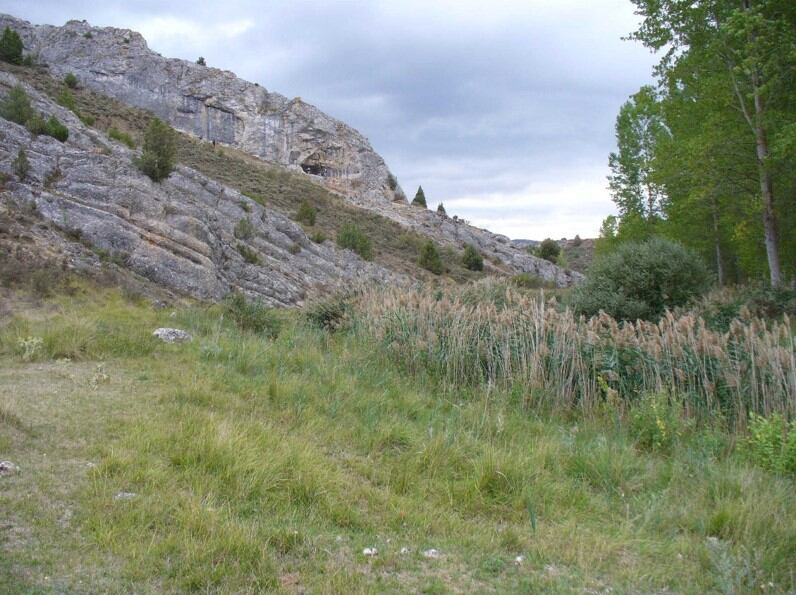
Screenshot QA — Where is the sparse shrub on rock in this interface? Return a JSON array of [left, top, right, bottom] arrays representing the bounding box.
[[0, 85, 34, 125], [13, 148, 29, 181], [63, 72, 79, 89], [0, 27, 23, 65], [337, 223, 372, 260], [572, 237, 711, 321], [462, 244, 483, 271], [296, 200, 317, 226], [419, 240, 443, 275]]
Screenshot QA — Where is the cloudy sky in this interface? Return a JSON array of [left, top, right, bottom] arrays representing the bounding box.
[[3, 1, 657, 240]]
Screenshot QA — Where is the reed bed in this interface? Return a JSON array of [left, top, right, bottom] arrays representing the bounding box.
[[354, 281, 796, 428]]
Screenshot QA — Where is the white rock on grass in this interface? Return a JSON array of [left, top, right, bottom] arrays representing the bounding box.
[[514, 555, 525, 565], [362, 547, 378, 557], [0, 461, 20, 476], [114, 491, 137, 501], [422, 549, 440, 559], [152, 328, 192, 343], [400, 547, 411, 555]]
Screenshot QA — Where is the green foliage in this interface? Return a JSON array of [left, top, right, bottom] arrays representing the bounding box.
[[44, 115, 68, 142], [13, 148, 29, 181], [310, 231, 326, 243], [233, 218, 255, 240], [196, 57, 206, 66], [305, 295, 352, 332], [236, 243, 260, 265], [629, 393, 689, 453], [536, 238, 560, 263], [56, 89, 77, 112], [418, 240, 443, 274], [462, 244, 484, 271], [0, 85, 34, 125], [336, 223, 372, 260], [411, 185, 427, 208], [742, 414, 796, 476], [222, 291, 280, 338], [0, 27, 23, 65], [386, 173, 398, 190], [437, 202, 446, 216], [108, 127, 136, 149], [136, 118, 176, 182], [510, 273, 554, 290], [63, 73, 78, 89], [295, 200, 317, 226], [573, 238, 711, 321]]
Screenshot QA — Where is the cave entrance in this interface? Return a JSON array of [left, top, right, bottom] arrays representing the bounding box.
[[301, 163, 328, 176]]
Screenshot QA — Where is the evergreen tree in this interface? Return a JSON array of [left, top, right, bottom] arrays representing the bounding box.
[[0, 27, 23, 65], [462, 244, 483, 271], [411, 186, 427, 208], [13, 148, 29, 181], [436, 203, 446, 216], [419, 240, 443, 274], [536, 238, 561, 264], [136, 118, 176, 182]]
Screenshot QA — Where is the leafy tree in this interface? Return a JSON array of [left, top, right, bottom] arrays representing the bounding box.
[[337, 223, 372, 260], [437, 203, 446, 216], [419, 240, 443, 274], [0, 27, 23, 65], [462, 244, 484, 271], [536, 238, 561, 263], [0, 85, 34, 125], [196, 57, 206, 66], [628, 0, 796, 286], [411, 185, 427, 208], [572, 238, 711, 321], [13, 148, 29, 181], [63, 73, 78, 89], [136, 118, 176, 182]]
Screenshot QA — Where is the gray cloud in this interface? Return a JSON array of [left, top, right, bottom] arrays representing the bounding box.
[[2, 0, 656, 239]]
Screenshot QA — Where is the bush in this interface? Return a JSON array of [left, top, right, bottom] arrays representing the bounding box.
[[419, 240, 443, 275], [305, 295, 352, 332], [0, 27, 23, 65], [196, 57, 206, 66], [437, 203, 446, 216], [510, 273, 554, 290], [108, 127, 136, 149], [536, 238, 560, 263], [63, 73, 78, 89], [233, 218, 255, 240], [411, 185, 427, 208], [337, 223, 372, 260], [56, 89, 77, 112], [44, 116, 68, 142], [629, 393, 688, 453], [223, 291, 280, 338], [13, 148, 29, 181], [237, 243, 260, 265], [310, 231, 326, 243], [386, 173, 398, 190], [136, 118, 175, 182], [0, 85, 34, 125], [572, 237, 711, 321], [462, 244, 484, 271], [295, 200, 317, 226], [742, 413, 796, 476]]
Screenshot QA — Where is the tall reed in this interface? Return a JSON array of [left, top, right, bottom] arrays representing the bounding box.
[[353, 280, 795, 429]]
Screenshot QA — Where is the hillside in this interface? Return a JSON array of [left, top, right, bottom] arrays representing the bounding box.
[[0, 13, 581, 290]]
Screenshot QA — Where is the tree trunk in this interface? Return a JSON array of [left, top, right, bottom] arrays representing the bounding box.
[[711, 196, 725, 286], [752, 89, 781, 287]]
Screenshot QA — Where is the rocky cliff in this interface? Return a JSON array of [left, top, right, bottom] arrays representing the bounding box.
[[0, 13, 582, 289], [0, 71, 398, 306]]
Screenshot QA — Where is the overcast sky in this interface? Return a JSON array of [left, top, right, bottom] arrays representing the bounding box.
[[3, 1, 657, 239]]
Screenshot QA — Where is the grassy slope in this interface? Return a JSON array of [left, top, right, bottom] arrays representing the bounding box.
[[1, 284, 794, 593], [0, 62, 483, 284]]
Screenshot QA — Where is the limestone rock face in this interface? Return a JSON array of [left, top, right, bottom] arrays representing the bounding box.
[[0, 14, 404, 208], [0, 72, 399, 306]]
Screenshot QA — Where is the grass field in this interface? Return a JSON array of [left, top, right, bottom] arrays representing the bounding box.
[[1, 281, 795, 593]]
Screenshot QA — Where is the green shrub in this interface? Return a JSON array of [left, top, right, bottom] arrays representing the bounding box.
[[236, 243, 260, 265], [462, 244, 484, 271], [437, 203, 446, 216], [233, 218, 255, 240], [305, 296, 352, 332], [295, 200, 317, 226], [572, 237, 711, 321], [0, 85, 34, 125], [411, 185, 427, 208], [223, 291, 280, 338], [108, 127, 136, 149], [196, 57, 206, 66], [44, 116, 68, 142], [79, 113, 95, 126], [310, 231, 326, 243], [510, 273, 553, 290], [386, 173, 398, 190], [336, 223, 372, 260], [136, 118, 175, 182], [419, 240, 443, 275], [24, 112, 47, 135], [13, 148, 29, 181], [742, 414, 796, 476], [63, 73, 78, 89], [56, 89, 77, 112], [536, 238, 560, 263], [629, 393, 688, 453], [0, 27, 23, 65]]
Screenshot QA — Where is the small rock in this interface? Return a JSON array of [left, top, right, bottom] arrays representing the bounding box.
[[400, 547, 411, 555], [0, 461, 20, 476], [514, 555, 525, 565], [114, 491, 137, 501], [422, 549, 440, 559], [362, 547, 378, 557], [152, 328, 192, 343]]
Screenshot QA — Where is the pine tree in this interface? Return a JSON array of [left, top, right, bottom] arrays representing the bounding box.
[[436, 203, 446, 216], [412, 186, 427, 208], [0, 27, 23, 65], [419, 240, 443, 274], [462, 244, 483, 271], [136, 118, 176, 182]]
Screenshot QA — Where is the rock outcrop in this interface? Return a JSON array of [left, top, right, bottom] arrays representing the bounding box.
[[0, 13, 582, 288], [0, 72, 399, 306]]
